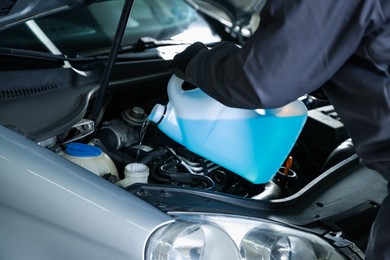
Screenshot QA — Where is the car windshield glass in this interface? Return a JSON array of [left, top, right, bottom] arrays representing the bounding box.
[[0, 0, 220, 56]]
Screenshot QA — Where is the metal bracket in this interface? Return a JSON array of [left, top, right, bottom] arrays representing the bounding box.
[[62, 119, 95, 144]]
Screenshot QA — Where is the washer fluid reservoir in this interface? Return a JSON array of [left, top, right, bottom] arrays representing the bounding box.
[[61, 142, 118, 178], [148, 75, 307, 184]]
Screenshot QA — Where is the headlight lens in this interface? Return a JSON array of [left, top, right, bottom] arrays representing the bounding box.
[[145, 221, 240, 260], [241, 229, 321, 260], [145, 214, 346, 260]]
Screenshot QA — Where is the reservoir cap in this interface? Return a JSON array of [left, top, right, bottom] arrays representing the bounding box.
[[65, 142, 102, 157]]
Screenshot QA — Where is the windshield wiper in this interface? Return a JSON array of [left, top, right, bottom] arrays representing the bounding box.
[[0, 46, 107, 73], [79, 36, 198, 57], [0, 47, 69, 62], [133, 37, 194, 50]]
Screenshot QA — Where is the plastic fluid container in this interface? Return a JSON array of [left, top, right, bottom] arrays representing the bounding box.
[[61, 142, 118, 178], [148, 75, 308, 184], [116, 163, 149, 188]]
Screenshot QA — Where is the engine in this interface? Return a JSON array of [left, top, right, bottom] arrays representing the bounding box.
[[55, 104, 312, 200]]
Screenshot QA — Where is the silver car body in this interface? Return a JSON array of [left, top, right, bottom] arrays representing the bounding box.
[[0, 125, 171, 259]]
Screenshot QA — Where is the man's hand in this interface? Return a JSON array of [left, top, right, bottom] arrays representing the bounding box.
[[169, 42, 207, 79]]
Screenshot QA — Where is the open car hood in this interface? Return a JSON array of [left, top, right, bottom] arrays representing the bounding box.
[[201, 0, 265, 20], [0, 0, 265, 36], [187, 0, 266, 36], [0, 0, 96, 31]]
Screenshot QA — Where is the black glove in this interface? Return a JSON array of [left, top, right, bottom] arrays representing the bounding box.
[[169, 42, 207, 79]]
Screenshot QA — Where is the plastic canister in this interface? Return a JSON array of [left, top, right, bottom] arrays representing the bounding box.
[[116, 163, 149, 188], [61, 142, 118, 178], [148, 75, 308, 184]]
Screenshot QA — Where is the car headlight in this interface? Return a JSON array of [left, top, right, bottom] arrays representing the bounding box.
[[145, 214, 346, 260], [145, 220, 240, 259]]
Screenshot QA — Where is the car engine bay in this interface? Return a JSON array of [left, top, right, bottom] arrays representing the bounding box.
[[0, 66, 386, 256], [50, 75, 352, 201]]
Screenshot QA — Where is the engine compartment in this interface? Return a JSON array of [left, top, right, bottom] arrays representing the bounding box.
[[15, 71, 383, 254], [51, 78, 353, 201], [74, 107, 279, 198]]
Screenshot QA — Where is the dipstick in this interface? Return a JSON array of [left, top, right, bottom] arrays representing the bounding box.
[[284, 156, 293, 175]]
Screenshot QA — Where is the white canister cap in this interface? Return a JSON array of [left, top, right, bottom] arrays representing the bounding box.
[[116, 163, 149, 188]]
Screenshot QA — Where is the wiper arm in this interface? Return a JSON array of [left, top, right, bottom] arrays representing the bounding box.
[[132, 37, 193, 50], [0, 47, 69, 62], [0, 46, 126, 78], [0, 37, 196, 70], [79, 37, 204, 57]]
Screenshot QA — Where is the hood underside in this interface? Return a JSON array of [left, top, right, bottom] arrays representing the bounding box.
[[0, 0, 96, 31], [0, 0, 265, 32], [188, 0, 265, 24]]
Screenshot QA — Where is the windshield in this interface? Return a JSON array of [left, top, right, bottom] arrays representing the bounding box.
[[0, 0, 220, 55]]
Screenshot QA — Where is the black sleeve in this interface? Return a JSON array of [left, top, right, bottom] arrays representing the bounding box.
[[185, 0, 382, 109]]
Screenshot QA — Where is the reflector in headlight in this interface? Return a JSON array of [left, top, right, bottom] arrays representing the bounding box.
[[145, 221, 240, 260], [241, 229, 317, 260], [240, 226, 343, 260]]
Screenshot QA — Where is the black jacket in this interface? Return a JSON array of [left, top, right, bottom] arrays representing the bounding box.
[[185, 0, 390, 177]]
